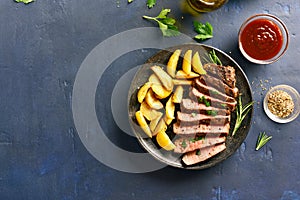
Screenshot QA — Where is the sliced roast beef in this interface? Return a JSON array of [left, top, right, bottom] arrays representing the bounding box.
[[194, 78, 236, 103], [177, 111, 230, 125], [181, 99, 230, 116], [174, 136, 226, 153], [173, 122, 230, 135], [190, 87, 237, 111], [199, 75, 239, 98], [203, 63, 236, 88], [182, 143, 226, 165]]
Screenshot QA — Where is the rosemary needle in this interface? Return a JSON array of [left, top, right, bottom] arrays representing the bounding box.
[[232, 95, 254, 136], [256, 132, 272, 151]]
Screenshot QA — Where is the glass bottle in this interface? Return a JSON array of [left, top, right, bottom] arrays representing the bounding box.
[[186, 0, 228, 12]]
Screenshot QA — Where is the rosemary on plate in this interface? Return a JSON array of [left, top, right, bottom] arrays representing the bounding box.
[[209, 49, 222, 65], [255, 132, 272, 151], [231, 95, 254, 136]]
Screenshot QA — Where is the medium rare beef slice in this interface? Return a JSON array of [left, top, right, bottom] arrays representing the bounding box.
[[199, 74, 239, 98], [181, 99, 230, 116], [190, 87, 237, 111], [194, 78, 236, 103], [173, 122, 230, 135], [182, 143, 226, 165], [174, 136, 226, 153], [176, 111, 230, 125], [203, 63, 236, 88]]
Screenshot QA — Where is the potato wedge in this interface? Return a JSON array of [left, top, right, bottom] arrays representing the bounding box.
[[137, 82, 152, 103], [145, 89, 163, 110], [175, 70, 200, 79], [153, 117, 167, 136], [192, 51, 206, 75], [165, 95, 175, 120], [151, 65, 174, 91], [156, 130, 175, 151], [152, 84, 172, 99], [148, 73, 160, 83], [148, 74, 172, 99], [172, 85, 184, 103], [149, 112, 163, 132], [167, 49, 181, 78], [164, 115, 174, 125], [135, 110, 152, 138], [182, 50, 192, 75], [140, 101, 161, 121], [173, 79, 193, 85]]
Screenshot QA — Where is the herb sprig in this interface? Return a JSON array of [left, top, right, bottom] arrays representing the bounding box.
[[209, 50, 222, 65], [256, 132, 272, 150], [143, 9, 180, 37], [193, 21, 213, 41], [147, 0, 156, 8], [231, 95, 254, 136]]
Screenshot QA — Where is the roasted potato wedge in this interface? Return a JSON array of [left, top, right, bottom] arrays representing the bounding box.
[[167, 49, 181, 78], [135, 110, 152, 138], [153, 117, 167, 136], [145, 89, 164, 110], [165, 95, 175, 120], [164, 115, 174, 125], [152, 84, 172, 99], [173, 79, 193, 85], [172, 85, 184, 103], [182, 50, 192, 75], [140, 101, 161, 121], [192, 51, 206, 75], [137, 82, 152, 103], [175, 70, 200, 79], [149, 112, 163, 132], [156, 130, 175, 151], [151, 65, 174, 91], [148, 73, 160, 83], [148, 74, 172, 99]]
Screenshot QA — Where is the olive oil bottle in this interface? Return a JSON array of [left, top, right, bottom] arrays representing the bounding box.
[[186, 0, 228, 12]]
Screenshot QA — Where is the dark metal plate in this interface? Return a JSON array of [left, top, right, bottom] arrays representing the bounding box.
[[128, 43, 253, 170]]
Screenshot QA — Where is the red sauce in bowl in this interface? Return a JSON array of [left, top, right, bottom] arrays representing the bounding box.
[[240, 19, 283, 61]]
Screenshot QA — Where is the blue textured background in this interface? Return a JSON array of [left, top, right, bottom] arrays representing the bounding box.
[[0, 0, 300, 199]]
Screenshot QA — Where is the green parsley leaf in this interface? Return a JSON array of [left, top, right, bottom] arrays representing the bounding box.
[[196, 149, 201, 155], [147, 0, 156, 8], [143, 9, 180, 37], [207, 110, 218, 116], [156, 8, 170, 19], [194, 21, 213, 41], [181, 140, 187, 148], [15, 0, 34, 4], [160, 17, 176, 25], [255, 132, 272, 151]]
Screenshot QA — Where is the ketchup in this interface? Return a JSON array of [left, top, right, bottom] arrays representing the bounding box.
[[240, 19, 283, 60]]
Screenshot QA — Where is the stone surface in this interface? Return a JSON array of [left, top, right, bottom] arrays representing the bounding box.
[[0, 0, 299, 199]]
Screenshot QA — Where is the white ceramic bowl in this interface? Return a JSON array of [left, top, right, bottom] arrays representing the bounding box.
[[263, 85, 300, 123]]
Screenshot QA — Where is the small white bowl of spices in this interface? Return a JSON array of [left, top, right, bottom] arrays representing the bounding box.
[[264, 85, 300, 123]]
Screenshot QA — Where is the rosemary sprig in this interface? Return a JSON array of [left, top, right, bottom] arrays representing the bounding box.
[[209, 50, 222, 65], [255, 132, 272, 151], [231, 95, 254, 136]]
